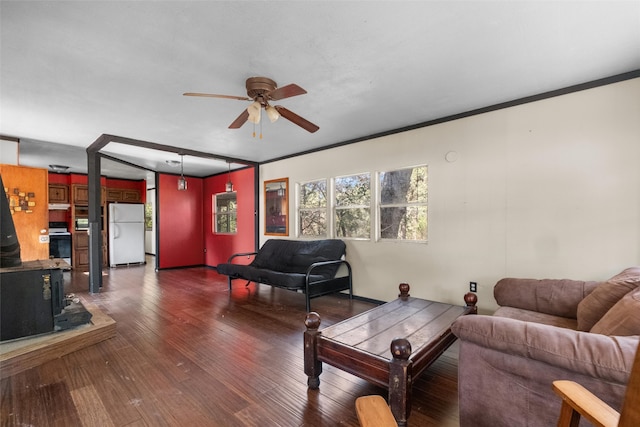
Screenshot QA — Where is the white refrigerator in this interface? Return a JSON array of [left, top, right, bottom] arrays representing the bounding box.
[[108, 203, 145, 266]]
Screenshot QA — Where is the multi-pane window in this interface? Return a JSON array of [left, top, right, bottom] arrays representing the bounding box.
[[298, 179, 327, 237], [335, 173, 371, 239], [379, 165, 428, 241], [214, 192, 237, 234]]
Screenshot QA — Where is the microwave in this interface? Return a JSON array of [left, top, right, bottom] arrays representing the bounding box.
[[75, 218, 89, 230]]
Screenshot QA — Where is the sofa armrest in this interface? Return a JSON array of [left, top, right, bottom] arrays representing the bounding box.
[[226, 251, 258, 263], [494, 278, 600, 318], [451, 315, 637, 383]]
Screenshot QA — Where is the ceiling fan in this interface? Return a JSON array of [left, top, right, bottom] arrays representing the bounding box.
[[184, 77, 319, 134]]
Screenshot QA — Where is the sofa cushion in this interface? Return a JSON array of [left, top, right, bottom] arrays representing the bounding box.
[[591, 287, 640, 336], [576, 267, 640, 331], [493, 306, 578, 330], [494, 278, 599, 318]]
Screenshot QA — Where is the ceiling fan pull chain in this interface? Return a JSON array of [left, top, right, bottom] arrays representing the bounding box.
[[260, 119, 263, 139], [252, 122, 256, 138]]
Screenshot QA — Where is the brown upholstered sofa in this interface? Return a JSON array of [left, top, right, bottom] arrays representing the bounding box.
[[451, 267, 640, 427]]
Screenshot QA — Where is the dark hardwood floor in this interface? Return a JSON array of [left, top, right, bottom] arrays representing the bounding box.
[[1, 257, 460, 426]]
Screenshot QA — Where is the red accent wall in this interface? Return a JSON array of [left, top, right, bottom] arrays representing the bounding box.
[[203, 167, 256, 267], [48, 173, 70, 184], [157, 173, 204, 269]]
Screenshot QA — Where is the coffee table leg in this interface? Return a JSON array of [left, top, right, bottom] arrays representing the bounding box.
[[304, 312, 323, 389], [389, 338, 412, 427]]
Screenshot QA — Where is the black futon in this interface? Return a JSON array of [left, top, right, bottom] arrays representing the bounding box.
[[216, 239, 352, 311]]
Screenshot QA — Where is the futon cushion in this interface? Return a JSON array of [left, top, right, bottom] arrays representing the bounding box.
[[590, 287, 640, 336], [249, 239, 346, 278], [284, 254, 330, 274], [215, 263, 326, 289], [576, 267, 640, 331]]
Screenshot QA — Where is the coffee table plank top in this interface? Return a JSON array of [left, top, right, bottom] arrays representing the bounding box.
[[320, 297, 470, 359]]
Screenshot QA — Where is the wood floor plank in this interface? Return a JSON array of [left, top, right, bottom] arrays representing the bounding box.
[[1, 258, 461, 426], [70, 385, 116, 427]]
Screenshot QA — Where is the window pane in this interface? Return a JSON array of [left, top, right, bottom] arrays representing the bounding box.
[[335, 174, 370, 206], [380, 206, 427, 240], [300, 180, 327, 208], [216, 213, 237, 234], [144, 202, 153, 231], [336, 208, 370, 238], [380, 166, 427, 204], [299, 210, 327, 237]]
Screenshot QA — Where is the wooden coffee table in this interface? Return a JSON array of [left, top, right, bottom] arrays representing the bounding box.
[[304, 283, 477, 427]]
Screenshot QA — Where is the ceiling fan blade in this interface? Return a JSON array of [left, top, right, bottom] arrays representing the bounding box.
[[274, 106, 319, 133], [183, 92, 251, 101], [229, 109, 249, 129], [268, 84, 307, 101]]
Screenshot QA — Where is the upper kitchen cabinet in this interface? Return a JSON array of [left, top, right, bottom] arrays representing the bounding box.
[[72, 184, 89, 205], [72, 184, 107, 205], [48, 184, 69, 204], [105, 188, 141, 203]]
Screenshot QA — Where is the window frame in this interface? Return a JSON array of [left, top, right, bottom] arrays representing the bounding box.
[[213, 191, 237, 234], [333, 172, 372, 240], [376, 164, 428, 243], [297, 178, 329, 238]]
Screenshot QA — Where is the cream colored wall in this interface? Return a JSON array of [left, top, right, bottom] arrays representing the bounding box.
[[259, 78, 640, 312]]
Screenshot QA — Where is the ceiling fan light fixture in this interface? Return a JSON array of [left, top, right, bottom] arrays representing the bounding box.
[[247, 101, 261, 124], [265, 105, 280, 123]]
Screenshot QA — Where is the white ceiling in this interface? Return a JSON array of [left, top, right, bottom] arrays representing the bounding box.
[[2, 1, 639, 181]]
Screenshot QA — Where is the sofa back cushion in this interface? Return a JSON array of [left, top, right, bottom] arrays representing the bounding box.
[[494, 278, 599, 318], [251, 239, 346, 278], [590, 287, 640, 336], [577, 267, 640, 331]]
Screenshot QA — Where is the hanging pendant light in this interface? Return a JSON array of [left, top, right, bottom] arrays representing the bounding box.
[[177, 154, 187, 191], [225, 162, 233, 192]]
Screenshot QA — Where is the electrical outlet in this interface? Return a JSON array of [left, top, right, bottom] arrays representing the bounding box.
[[470, 281, 477, 292]]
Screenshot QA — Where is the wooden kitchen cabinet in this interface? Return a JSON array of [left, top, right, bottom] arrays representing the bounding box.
[[72, 184, 89, 205], [73, 231, 89, 270], [72, 230, 107, 270], [106, 187, 141, 203], [122, 189, 141, 202], [48, 184, 69, 203], [106, 188, 123, 202]]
